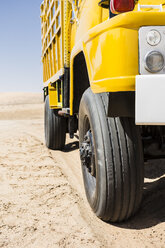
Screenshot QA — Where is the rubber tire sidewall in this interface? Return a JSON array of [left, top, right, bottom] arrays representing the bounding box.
[[79, 89, 108, 216], [44, 95, 66, 150]]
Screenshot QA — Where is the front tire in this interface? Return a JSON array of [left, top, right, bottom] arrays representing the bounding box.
[[44, 95, 66, 150], [79, 88, 144, 222]]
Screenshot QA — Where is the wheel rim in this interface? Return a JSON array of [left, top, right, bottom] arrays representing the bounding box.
[[80, 116, 96, 198]]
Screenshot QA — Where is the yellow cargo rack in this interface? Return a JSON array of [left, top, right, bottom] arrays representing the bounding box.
[[41, 0, 64, 83], [41, 0, 72, 109]]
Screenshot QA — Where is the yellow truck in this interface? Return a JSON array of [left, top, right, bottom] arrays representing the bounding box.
[[40, 0, 165, 222]]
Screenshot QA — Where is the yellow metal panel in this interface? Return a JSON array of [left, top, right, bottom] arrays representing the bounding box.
[[48, 84, 58, 108], [71, 12, 165, 87], [70, 0, 102, 51], [102, 8, 109, 22], [85, 27, 138, 92], [70, 11, 165, 114], [70, 58, 74, 115], [91, 76, 136, 93], [135, 0, 165, 10], [48, 82, 62, 109]]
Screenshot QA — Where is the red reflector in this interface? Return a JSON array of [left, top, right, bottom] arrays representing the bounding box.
[[110, 0, 135, 13]]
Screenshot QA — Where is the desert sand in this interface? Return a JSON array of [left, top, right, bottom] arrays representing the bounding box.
[[0, 92, 164, 248]]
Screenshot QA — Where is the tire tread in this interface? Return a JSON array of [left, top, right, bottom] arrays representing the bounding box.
[[44, 96, 66, 150], [100, 94, 143, 222]]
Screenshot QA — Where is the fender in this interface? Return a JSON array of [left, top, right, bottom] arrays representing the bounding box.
[[70, 11, 165, 114]]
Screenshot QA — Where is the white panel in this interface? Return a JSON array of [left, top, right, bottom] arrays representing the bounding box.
[[136, 75, 165, 125]]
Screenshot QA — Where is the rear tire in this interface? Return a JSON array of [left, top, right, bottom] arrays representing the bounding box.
[[79, 88, 144, 222], [44, 95, 66, 150]]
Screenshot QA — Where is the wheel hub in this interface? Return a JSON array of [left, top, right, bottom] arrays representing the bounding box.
[[80, 130, 95, 176]]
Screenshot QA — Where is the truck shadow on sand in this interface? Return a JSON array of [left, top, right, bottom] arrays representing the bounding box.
[[114, 159, 165, 230]]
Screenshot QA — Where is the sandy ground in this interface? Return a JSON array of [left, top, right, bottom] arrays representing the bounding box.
[[0, 92, 164, 248]]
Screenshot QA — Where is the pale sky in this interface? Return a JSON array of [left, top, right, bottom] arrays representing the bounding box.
[[0, 0, 43, 92]]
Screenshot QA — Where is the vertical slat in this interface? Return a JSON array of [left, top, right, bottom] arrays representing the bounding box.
[[64, 0, 72, 67]]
